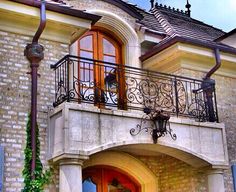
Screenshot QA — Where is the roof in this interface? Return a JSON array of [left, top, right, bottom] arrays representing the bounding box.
[[10, 0, 101, 25], [117, 1, 225, 41], [134, 6, 166, 35], [152, 4, 225, 41], [133, 3, 236, 60]]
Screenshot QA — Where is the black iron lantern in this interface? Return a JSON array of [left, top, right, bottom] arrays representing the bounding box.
[[130, 108, 176, 144], [152, 110, 170, 143]]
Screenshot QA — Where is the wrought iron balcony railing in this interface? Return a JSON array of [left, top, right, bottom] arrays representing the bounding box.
[[51, 55, 219, 122]]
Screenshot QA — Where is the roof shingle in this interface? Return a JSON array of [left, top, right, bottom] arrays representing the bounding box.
[[154, 6, 225, 41]]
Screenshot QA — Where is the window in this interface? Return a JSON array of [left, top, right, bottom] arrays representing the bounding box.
[[83, 167, 140, 192], [78, 30, 126, 109]]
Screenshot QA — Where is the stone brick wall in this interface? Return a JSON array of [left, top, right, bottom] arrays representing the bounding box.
[[177, 68, 236, 192], [0, 30, 69, 192], [137, 155, 208, 192]]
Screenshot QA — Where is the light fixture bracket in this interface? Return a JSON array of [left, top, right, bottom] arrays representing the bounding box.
[[130, 108, 177, 143]]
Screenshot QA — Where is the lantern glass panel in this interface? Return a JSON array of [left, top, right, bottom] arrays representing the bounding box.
[[155, 119, 167, 133]]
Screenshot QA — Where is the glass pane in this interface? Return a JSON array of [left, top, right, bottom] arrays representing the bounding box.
[[79, 52, 94, 82], [83, 178, 97, 192], [79, 62, 93, 81], [80, 35, 93, 51], [80, 50, 93, 60], [108, 178, 131, 192], [104, 55, 116, 64], [103, 38, 115, 55]]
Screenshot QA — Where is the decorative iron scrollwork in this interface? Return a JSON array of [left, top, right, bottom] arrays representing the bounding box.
[[130, 108, 177, 143], [51, 55, 218, 122]]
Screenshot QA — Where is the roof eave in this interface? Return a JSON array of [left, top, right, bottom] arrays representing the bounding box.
[[140, 36, 236, 61], [9, 0, 101, 25]]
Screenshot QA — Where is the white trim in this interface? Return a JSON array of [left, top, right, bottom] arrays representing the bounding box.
[[86, 9, 141, 68]]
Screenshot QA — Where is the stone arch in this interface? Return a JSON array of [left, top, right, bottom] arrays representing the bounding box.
[[87, 9, 141, 68], [83, 151, 158, 192], [86, 142, 216, 168]]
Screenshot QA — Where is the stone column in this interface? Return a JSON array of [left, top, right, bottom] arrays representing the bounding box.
[[59, 159, 84, 192], [207, 169, 225, 192]]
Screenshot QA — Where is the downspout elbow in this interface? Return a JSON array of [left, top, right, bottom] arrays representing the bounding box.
[[32, 0, 46, 43], [204, 48, 221, 80]]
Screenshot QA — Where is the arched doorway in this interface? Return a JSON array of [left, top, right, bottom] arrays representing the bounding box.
[[77, 29, 126, 109], [82, 166, 140, 192], [83, 151, 158, 192]]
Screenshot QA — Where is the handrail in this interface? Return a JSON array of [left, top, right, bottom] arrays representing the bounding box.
[[51, 55, 204, 83]]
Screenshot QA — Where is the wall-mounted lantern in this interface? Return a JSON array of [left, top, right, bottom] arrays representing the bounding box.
[[130, 107, 177, 144]]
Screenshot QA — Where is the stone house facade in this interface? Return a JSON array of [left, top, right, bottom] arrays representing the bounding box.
[[0, 0, 236, 192]]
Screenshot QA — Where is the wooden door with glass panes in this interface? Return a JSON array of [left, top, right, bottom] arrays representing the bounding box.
[[83, 167, 140, 192], [78, 30, 125, 108]]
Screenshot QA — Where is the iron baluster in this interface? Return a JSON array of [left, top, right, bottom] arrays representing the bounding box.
[[174, 77, 179, 117], [66, 57, 70, 102]]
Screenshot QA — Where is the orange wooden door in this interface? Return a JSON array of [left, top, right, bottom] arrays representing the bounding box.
[[83, 167, 140, 192], [78, 30, 125, 108]]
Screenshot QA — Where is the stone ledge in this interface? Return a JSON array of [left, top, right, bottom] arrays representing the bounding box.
[[50, 102, 224, 129]]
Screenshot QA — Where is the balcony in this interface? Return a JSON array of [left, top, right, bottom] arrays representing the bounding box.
[[51, 55, 218, 122], [48, 55, 228, 168]]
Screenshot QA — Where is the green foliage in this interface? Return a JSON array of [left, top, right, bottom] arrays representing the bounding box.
[[22, 114, 52, 192]]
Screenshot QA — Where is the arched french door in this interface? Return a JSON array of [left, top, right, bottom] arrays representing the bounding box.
[[78, 29, 126, 109], [82, 167, 140, 192]]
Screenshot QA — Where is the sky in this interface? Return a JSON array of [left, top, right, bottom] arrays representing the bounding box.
[[128, 0, 236, 32]]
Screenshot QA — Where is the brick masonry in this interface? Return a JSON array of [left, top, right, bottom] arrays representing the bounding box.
[[137, 155, 208, 192], [0, 30, 69, 192]]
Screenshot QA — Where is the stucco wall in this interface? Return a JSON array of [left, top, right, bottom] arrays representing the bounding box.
[[0, 30, 69, 191]]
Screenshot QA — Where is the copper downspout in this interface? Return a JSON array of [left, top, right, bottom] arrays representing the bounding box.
[[32, 0, 46, 43], [24, 0, 46, 179], [202, 48, 221, 122], [205, 48, 221, 79]]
